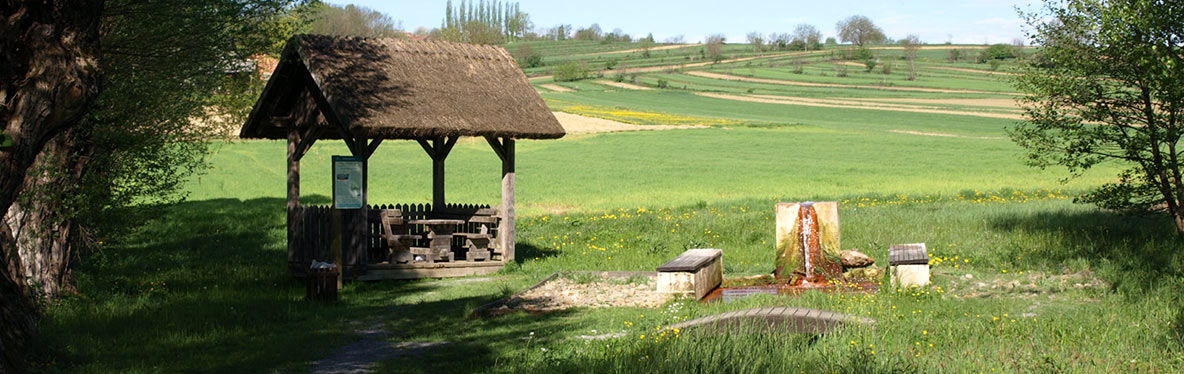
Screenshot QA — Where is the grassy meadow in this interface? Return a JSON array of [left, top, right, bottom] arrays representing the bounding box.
[[31, 41, 1184, 373]]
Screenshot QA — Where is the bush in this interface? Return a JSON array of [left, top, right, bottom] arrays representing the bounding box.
[[553, 61, 592, 82], [947, 49, 962, 62], [657, 79, 668, 88], [863, 59, 877, 72], [793, 61, 804, 74], [604, 59, 618, 70], [835, 64, 849, 77], [979, 43, 1018, 62], [514, 44, 544, 69], [880, 62, 892, 75]]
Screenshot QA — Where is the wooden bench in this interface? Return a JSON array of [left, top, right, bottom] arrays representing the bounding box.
[[440, 207, 500, 262], [377, 209, 424, 264], [656, 249, 723, 300]]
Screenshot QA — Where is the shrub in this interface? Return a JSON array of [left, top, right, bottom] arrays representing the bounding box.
[[657, 79, 668, 88], [947, 49, 962, 62], [793, 61, 804, 74], [604, 59, 618, 70], [553, 61, 591, 82], [880, 62, 892, 75], [514, 44, 544, 68], [979, 43, 1018, 62], [864, 59, 877, 72], [835, 64, 849, 77]]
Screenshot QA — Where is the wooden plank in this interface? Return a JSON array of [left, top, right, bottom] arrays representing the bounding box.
[[357, 262, 505, 281], [417, 139, 436, 159], [890, 243, 929, 265]]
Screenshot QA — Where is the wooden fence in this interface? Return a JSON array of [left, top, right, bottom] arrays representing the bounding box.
[[289, 203, 498, 278]]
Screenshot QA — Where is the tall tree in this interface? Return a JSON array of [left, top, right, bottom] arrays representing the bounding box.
[[1, 2, 103, 372], [1010, 0, 1184, 237], [792, 24, 822, 51], [836, 15, 885, 46], [308, 3, 404, 38]]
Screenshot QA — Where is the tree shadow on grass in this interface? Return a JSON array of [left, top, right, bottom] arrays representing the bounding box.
[[34, 196, 583, 373], [989, 210, 1183, 294]]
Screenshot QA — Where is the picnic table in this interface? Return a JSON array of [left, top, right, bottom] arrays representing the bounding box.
[[408, 219, 465, 262]]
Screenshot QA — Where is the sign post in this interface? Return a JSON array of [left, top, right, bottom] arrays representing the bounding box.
[[331, 156, 363, 285]]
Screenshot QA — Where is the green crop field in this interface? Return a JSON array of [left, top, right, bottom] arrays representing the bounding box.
[[32, 42, 1184, 373]]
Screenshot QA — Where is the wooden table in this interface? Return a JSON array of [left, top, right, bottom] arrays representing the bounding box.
[[408, 219, 465, 262]]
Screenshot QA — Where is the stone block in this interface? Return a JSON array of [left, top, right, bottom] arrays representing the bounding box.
[[891, 264, 930, 288], [657, 249, 723, 300]]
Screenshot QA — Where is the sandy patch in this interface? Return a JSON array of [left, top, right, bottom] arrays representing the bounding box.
[[503, 276, 671, 311], [553, 111, 706, 134], [848, 97, 1019, 109], [695, 92, 1025, 120], [538, 84, 574, 92], [594, 80, 652, 90], [889, 130, 1006, 140], [570, 44, 696, 57], [686, 71, 1022, 96]]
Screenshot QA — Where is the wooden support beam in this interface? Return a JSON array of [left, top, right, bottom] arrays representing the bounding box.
[[365, 138, 384, 158], [287, 125, 302, 266], [293, 126, 318, 162], [432, 137, 446, 210], [417, 138, 436, 159], [303, 74, 363, 157], [500, 138, 516, 261], [485, 135, 506, 161]]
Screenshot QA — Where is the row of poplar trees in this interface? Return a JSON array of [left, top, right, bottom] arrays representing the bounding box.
[[436, 0, 530, 44]]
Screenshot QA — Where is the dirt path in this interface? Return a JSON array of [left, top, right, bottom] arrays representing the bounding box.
[[685, 70, 1022, 96], [569, 44, 696, 57], [929, 66, 1018, 76], [694, 92, 1025, 120], [310, 321, 446, 374], [846, 97, 1019, 109], [889, 129, 1006, 140], [529, 50, 826, 81], [593, 80, 652, 90], [537, 84, 574, 92], [553, 112, 705, 134]]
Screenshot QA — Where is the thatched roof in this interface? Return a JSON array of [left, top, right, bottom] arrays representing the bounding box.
[[240, 35, 564, 140]]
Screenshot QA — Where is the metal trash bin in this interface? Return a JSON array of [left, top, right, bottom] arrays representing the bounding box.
[[307, 266, 339, 302]]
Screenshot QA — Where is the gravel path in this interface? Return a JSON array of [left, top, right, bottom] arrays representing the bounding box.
[[310, 321, 446, 374]]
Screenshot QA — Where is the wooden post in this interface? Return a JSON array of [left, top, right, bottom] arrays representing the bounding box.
[[501, 138, 515, 261], [332, 209, 344, 287], [433, 136, 445, 210], [287, 127, 301, 271]]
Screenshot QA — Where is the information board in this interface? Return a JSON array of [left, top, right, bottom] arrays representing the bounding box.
[[332, 156, 364, 209]]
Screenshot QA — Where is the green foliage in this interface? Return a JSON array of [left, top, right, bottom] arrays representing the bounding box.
[[60, 0, 304, 240], [552, 60, 591, 82], [978, 43, 1019, 62], [657, 79, 669, 88], [1010, 0, 1184, 236], [513, 43, 544, 68], [863, 59, 877, 72], [437, 0, 528, 44], [0, 133, 11, 149], [836, 15, 886, 46], [705, 34, 726, 62], [307, 3, 405, 38]]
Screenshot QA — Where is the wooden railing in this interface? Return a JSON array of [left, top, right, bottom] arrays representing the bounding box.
[[288, 203, 499, 277]]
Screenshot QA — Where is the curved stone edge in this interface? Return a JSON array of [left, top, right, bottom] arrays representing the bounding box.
[[667, 307, 875, 335]]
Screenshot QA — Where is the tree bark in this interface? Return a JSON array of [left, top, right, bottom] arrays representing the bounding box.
[[3, 129, 89, 298], [1, 1, 104, 373]]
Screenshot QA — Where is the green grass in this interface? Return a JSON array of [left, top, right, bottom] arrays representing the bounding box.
[[34, 196, 1184, 373], [30, 41, 1184, 373]]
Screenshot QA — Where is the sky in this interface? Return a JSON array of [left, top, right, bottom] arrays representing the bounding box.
[[332, 0, 1042, 45]]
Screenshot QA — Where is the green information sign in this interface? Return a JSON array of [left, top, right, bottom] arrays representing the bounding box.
[[332, 156, 364, 209]]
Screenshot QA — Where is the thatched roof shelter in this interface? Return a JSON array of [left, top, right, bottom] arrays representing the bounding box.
[[239, 35, 563, 281], [240, 34, 564, 140]]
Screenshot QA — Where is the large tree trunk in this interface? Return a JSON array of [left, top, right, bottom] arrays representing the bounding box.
[[1, 1, 103, 373], [3, 129, 89, 298]]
